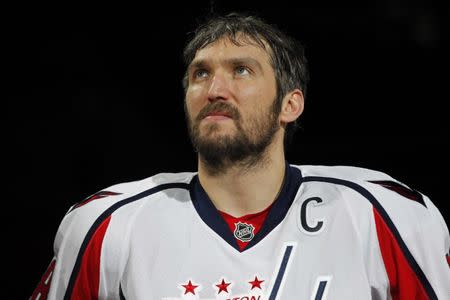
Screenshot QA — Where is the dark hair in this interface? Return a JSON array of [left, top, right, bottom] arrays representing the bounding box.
[[182, 12, 310, 146]]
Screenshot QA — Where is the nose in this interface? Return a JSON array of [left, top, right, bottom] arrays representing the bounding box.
[[207, 72, 230, 103]]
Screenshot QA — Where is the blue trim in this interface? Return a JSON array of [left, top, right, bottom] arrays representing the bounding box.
[[190, 163, 303, 252], [248, 165, 302, 250], [314, 281, 328, 300], [64, 182, 190, 300], [303, 176, 438, 300], [119, 283, 126, 300], [190, 177, 239, 249], [269, 245, 294, 299]]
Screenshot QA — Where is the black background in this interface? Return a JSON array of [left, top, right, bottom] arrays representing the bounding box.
[[6, 0, 448, 297]]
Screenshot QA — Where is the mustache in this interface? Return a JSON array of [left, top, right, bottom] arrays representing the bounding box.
[[195, 102, 241, 122]]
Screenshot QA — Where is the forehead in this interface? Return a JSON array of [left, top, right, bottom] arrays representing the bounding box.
[[191, 36, 273, 66]]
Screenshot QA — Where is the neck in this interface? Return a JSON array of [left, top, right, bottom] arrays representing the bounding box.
[[197, 139, 286, 217]]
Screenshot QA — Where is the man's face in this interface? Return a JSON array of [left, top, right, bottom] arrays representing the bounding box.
[[185, 37, 280, 172]]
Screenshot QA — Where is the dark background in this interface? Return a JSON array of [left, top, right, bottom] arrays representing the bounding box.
[[6, 0, 448, 297]]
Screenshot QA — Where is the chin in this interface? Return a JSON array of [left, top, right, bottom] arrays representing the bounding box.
[[200, 130, 235, 142], [200, 123, 236, 135]]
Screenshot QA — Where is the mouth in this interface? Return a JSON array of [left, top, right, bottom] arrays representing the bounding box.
[[196, 102, 239, 123], [203, 111, 233, 120]]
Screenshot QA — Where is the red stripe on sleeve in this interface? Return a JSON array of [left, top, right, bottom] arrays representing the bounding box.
[[70, 216, 112, 300], [373, 208, 429, 300], [30, 258, 56, 300]]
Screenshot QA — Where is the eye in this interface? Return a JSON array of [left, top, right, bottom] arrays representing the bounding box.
[[235, 66, 250, 76], [193, 69, 209, 79]]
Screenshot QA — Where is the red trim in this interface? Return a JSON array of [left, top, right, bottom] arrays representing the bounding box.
[[70, 216, 111, 300], [30, 258, 56, 300], [446, 254, 450, 266], [74, 191, 121, 209], [369, 180, 423, 203], [373, 208, 429, 300], [219, 204, 272, 251]]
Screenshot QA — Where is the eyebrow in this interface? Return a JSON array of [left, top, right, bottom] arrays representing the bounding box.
[[188, 57, 264, 73]]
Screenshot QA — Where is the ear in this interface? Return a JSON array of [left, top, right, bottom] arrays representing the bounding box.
[[279, 89, 304, 125]]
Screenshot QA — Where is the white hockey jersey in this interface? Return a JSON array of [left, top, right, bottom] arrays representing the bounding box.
[[31, 164, 450, 300]]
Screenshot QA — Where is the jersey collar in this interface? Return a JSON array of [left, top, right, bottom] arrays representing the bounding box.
[[189, 162, 303, 252]]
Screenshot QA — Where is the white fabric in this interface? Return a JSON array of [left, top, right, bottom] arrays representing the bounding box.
[[45, 165, 450, 300]]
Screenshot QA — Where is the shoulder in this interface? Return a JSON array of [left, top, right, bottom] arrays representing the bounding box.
[[293, 165, 450, 299], [54, 171, 195, 251], [296, 164, 398, 183], [293, 164, 436, 214], [293, 164, 449, 263], [295, 164, 416, 197], [292, 164, 449, 240], [68, 171, 194, 213], [47, 172, 195, 298]]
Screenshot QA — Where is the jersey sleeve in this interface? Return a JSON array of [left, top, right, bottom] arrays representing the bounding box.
[[30, 188, 126, 300], [30, 172, 194, 300], [366, 179, 450, 300]]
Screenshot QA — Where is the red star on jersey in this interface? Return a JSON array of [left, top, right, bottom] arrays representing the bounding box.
[[249, 276, 264, 290], [181, 280, 199, 295], [215, 278, 231, 294]]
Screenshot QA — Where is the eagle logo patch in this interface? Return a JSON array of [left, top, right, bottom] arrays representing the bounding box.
[[234, 222, 255, 242]]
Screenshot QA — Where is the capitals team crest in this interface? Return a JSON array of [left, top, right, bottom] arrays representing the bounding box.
[[234, 222, 255, 242]]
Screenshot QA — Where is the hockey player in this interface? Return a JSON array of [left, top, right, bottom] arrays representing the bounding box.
[[31, 13, 449, 300]]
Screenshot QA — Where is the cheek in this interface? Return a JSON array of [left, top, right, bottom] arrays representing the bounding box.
[[185, 87, 204, 116], [237, 82, 276, 114], [237, 79, 276, 104]]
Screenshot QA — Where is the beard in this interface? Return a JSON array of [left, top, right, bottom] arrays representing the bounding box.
[[185, 99, 280, 175]]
